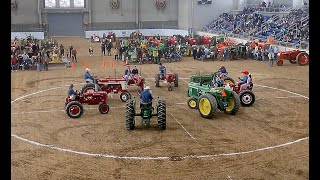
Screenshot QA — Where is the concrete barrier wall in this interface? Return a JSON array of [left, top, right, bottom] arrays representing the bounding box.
[[11, 32, 45, 40]]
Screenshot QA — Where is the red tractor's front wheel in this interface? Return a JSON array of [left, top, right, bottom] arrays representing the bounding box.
[[99, 103, 110, 114], [277, 59, 283, 66]]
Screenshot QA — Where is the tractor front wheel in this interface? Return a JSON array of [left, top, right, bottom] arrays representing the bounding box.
[[99, 103, 110, 114], [66, 101, 83, 119], [238, 90, 255, 107], [188, 97, 198, 109], [125, 100, 135, 130], [157, 100, 166, 130], [198, 94, 218, 119], [224, 91, 241, 115], [277, 59, 283, 66]]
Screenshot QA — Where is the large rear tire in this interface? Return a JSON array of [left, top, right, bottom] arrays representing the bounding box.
[[155, 74, 160, 87], [222, 77, 235, 84], [296, 52, 309, 66], [238, 90, 255, 107], [174, 74, 179, 87], [224, 91, 241, 115], [125, 100, 135, 130], [66, 101, 83, 119], [157, 100, 166, 130], [81, 83, 102, 94], [198, 93, 218, 119]]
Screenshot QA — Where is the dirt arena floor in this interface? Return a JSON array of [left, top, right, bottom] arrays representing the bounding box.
[[11, 37, 309, 179]]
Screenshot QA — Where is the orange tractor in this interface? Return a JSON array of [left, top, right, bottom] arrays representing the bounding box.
[[276, 50, 309, 66]]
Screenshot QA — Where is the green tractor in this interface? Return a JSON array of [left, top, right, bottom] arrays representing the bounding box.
[[187, 82, 240, 119], [189, 71, 235, 88], [125, 97, 166, 130]]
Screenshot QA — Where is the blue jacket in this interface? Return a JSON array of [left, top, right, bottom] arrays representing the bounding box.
[[124, 69, 131, 76], [67, 88, 77, 96], [218, 67, 227, 73], [159, 65, 166, 74], [84, 71, 94, 80], [239, 75, 248, 84], [140, 90, 153, 103]]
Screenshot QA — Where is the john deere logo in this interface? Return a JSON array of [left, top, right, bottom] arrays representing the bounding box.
[[110, 0, 120, 9], [156, 0, 166, 10]]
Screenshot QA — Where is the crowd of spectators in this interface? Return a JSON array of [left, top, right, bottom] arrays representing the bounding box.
[[204, 3, 309, 46]]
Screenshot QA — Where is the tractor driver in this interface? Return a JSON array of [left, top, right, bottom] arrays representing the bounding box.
[[217, 65, 227, 74], [238, 70, 251, 91], [124, 65, 132, 81], [159, 63, 166, 79], [84, 68, 95, 83], [140, 86, 153, 108], [67, 84, 77, 100]]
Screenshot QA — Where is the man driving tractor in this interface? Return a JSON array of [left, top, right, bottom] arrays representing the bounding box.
[[217, 65, 227, 74], [84, 68, 95, 83], [124, 65, 132, 81], [159, 63, 166, 79], [238, 70, 252, 91], [67, 84, 77, 100], [140, 86, 153, 108]]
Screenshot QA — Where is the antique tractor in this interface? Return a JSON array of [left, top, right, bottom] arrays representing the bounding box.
[[81, 74, 145, 102], [189, 71, 235, 88], [125, 97, 166, 130], [236, 43, 248, 59], [65, 88, 110, 119], [187, 82, 240, 119], [155, 72, 179, 91], [81, 77, 132, 102], [276, 50, 309, 66]]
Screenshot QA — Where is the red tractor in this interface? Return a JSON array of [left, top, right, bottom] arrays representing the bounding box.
[[167, 36, 178, 45], [276, 50, 309, 66], [155, 72, 179, 91], [65, 89, 110, 119], [186, 37, 197, 45], [228, 81, 255, 107], [81, 75, 144, 102], [199, 35, 211, 45]]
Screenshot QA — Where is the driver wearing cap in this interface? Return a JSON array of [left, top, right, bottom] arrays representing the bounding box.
[[140, 86, 153, 108]]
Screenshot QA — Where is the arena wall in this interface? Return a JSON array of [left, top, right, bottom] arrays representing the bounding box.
[[11, 0, 40, 24]]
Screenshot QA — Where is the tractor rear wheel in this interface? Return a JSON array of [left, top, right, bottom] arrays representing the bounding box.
[[224, 91, 241, 115], [238, 90, 255, 107], [99, 103, 110, 114], [174, 74, 179, 87], [157, 100, 166, 130], [277, 59, 283, 66], [120, 92, 131, 102], [66, 101, 83, 119], [125, 100, 135, 130], [188, 97, 198, 109], [198, 93, 218, 119], [81, 83, 102, 94], [222, 77, 235, 84], [296, 52, 309, 66], [155, 74, 160, 87]]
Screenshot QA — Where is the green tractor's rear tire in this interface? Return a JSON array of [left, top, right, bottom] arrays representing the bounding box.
[[174, 74, 179, 87], [155, 74, 160, 87], [224, 91, 241, 115], [188, 97, 198, 109], [222, 77, 235, 84], [198, 94, 218, 119], [125, 100, 135, 130], [157, 100, 166, 130]]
